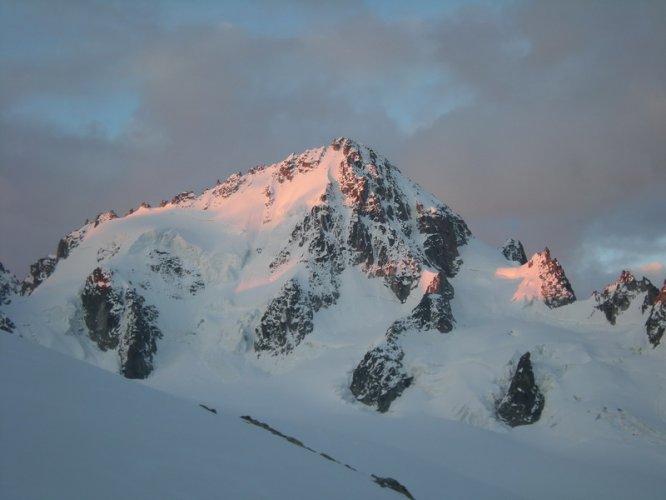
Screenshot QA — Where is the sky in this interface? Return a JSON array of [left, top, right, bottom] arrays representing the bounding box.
[[0, 0, 664, 296]]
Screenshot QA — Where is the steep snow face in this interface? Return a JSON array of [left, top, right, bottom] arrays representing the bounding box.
[[495, 247, 576, 308]]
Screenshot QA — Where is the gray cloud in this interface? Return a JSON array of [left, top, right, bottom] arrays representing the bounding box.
[[1, 0, 664, 294]]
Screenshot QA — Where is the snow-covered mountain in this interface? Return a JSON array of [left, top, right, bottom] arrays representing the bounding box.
[[2, 138, 665, 499]]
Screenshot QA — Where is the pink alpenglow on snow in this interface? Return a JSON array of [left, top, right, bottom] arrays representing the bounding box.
[[495, 247, 576, 308]]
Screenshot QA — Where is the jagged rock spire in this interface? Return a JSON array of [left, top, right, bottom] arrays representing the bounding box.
[[496, 352, 545, 427], [501, 238, 527, 265], [527, 248, 576, 308], [593, 270, 658, 325], [646, 280, 666, 347]]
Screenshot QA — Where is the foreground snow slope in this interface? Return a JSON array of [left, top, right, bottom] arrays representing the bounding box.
[[2, 333, 664, 500], [0, 334, 406, 500]]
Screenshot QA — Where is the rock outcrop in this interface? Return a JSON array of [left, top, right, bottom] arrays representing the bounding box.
[[81, 267, 162, 379], [501, 238, 528, 265], [645, 281, 666, 347], [254, 280, 314, 356], [0, 262, 19, 306], [148, 249, 205, 297], [350, 337, 413, 413], [21, 256, 58, 295], [593, 271, 658, 325], [496, 352, 545, 426], [0, 262, 19, 333], [0, 313, 15, 333], [350, 272, 458, 412], [528, 248, 576, 308]]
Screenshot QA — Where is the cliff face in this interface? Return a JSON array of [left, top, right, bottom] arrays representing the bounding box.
[[593, 270, 658, 325], [645, 281, 666, 347], [81, 267, 162, 379]]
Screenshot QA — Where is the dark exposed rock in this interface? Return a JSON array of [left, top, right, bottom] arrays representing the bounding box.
[[347, 210, 373, 266], [501, 238, 528, 265], [527, 248, 576, 308], [241, 410, 414, 498], [57, 220, 96, 260], [416, 204, 470, 277], [351, 273, 456, 411], [593, 271, 658, 325], [396, 272, 456, 335], [0, 313, 15, 333], [199, 404, 217, 414], [118, 289, 161, 379], [81, 268, 123, 350], [255, 280, 314, 356], [148, 250, 205, 296], [0, 264, 17, 332], [169, 191, 196, 206], [81, 267, 162, 379], [21, 256, 58, 295], [0, 262, 19, 305], [212, 172, 245, 198], [410, 293, 454, 334], [496, 352, 545, 427], [240, 415, 314, 452], [386, 273, 456, 337], [93, 210, 118, 228], [56, 238, 70, 260], [371, 475, 415, 500], [350, 338, 413, 413], [279, 202, 344, 311], [645, 281, 666, 347]]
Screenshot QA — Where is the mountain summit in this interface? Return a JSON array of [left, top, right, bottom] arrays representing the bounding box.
[[4, 138, 469, 386]]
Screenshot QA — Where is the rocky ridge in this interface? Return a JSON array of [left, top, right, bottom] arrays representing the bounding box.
[[593, 270, 658, 325], [21, 210, 119, 295], [593, 271, 664, 347]]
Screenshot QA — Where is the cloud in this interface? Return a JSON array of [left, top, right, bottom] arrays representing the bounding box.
[[0, 0, 664, 298], [636, 262, 665, 274]]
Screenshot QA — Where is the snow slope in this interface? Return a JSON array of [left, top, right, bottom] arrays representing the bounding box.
[[0, 333, 408, 500]]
